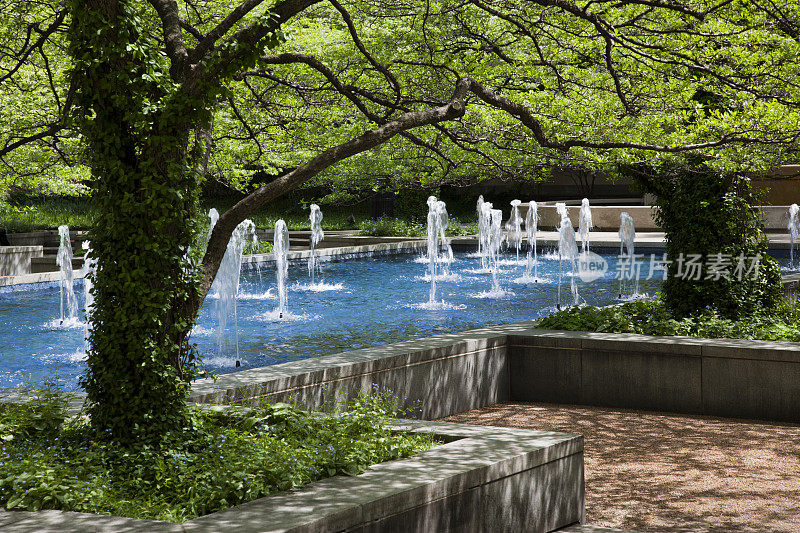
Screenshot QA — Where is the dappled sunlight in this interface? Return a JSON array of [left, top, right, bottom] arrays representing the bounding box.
[[441, 402, 800, 532]]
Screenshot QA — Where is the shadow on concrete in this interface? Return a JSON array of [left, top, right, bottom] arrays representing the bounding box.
[[440, 402, 800, 533]]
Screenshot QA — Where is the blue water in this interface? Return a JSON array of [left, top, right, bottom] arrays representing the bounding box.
[[0, 247, 793, 389]]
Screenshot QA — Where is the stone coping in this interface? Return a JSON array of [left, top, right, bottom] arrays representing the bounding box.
[[0, 420, 583, 533], [0, 237, 794, 285], [191, 322, 800, 405], [0, 270, 85, 288], [241, 239, 426, 266]]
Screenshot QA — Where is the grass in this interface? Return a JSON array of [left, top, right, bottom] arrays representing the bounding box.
[[0, 197, 96, 232], [0, 382, 436, 522], [538, 295, 800, 341], [0, 195, 366, 233], [358, 217, 478, 238]]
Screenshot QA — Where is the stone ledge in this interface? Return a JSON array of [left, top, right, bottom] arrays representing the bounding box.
[[0, 422, 584, 533], [508, 328, 800, 362]]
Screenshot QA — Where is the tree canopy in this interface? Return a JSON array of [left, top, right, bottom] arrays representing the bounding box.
[[0, 0, 798, 440]]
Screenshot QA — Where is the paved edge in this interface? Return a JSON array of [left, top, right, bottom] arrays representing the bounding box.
[[0, 421, 584, 533]]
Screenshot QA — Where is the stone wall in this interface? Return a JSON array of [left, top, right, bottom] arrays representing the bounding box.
[[0, 246, 42, 276]]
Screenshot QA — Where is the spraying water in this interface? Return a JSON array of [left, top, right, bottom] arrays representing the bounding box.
[[437, 200, 454, 275], [82, 241, 97, 347], [557, 215, 579, 309], [207, 208, 219, 239], [56, 225, 79, 324], [506, 200, 523, 261], [426, 196, 454, 303], [525, 200, 539, 281], [308, 204, 325, 284], [618, 212, 638, 298], [555, 202, 568, 223], [579, 198, 593, 254], [215, 218, 257, 357], [274, 219, 290, 317], [477, 195, 491, 269], [789, 204, 799, 269], [488, 208, 504, 293]]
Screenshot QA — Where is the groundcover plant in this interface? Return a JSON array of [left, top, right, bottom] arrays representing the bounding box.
[[0, 384, 436, 521]]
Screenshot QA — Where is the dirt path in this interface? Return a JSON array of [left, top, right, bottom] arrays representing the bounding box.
[[439, 402, 800, 532]]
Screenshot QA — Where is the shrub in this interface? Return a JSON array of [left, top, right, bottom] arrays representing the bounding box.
[[0, 387, 436, 522], [538, 295, 800, 341], [628, 164, 783, 318], [359, 216, 477, 237]]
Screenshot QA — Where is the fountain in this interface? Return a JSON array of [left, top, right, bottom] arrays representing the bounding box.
[[525, 200, 539, 281], [488, 207, 505, 293], [56, 225, 79, 324], [214, 218, 257, 357], [477, 195, 490, 269], [437, 199, 454, 275], [555, 202, 568, 223], [556, 214, 579, 309], [207, 208, 219, 240], [425, 196, 455, 303], [274, 219, 290, 317], [619, 212, 638, 298], [506, 200, 523, 261], [579, 198, 593, 254], [789, 204, 799, 269], [308, 204, 325, 284]]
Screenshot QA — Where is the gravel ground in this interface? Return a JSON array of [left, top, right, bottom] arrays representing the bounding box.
[[439, 402, 800, 532]]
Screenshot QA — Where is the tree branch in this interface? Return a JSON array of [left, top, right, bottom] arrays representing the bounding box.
[[147, 0, 190, 79], [197, 78, 470, 298]]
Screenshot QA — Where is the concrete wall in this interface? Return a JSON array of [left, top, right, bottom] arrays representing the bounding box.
[[191, 326, 513, 420], [0, 246, 42, 276], [193, 322, 800, 424], [510, 330, 800, 422], [784, 274, 800, 304], [7, 229, 87, 248], [519, 205, 794, 232]]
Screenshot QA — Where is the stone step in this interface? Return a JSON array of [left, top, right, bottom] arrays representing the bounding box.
[[7, 229, 87, 248], [30, 256, 84, 274]]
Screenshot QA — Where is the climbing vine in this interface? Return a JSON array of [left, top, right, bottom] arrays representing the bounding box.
[[67, 1, 204, 441], [630, 164, 783, 319]]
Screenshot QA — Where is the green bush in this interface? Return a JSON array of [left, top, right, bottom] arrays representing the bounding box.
[[629, 164, 783, 318], [0, 388, 436, 522], [359, 217, 477, 237], [538, 296, 800, 341]]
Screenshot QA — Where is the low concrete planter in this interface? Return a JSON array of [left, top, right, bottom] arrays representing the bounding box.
[[521, 204, 793, 232], [784, 273, 800, 303], [0, 421, 584, 533], [0, 246, 42, 276], [509, 329, 800, 422], [192, 322, 800, 424]]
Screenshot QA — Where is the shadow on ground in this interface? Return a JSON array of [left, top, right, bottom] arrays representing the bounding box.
[[440, 402, 800, 533]]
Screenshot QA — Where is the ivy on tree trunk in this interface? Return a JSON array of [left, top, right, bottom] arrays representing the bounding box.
[[68, 0, 203, 440]]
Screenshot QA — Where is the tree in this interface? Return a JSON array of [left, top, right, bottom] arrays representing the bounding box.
[[630, 164, 784, 318], [1, 0, 798, 441]]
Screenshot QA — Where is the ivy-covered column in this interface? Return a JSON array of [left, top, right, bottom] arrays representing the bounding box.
[[68, 0, 203, 441], [631, 165, 783, 319]]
